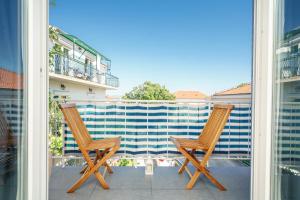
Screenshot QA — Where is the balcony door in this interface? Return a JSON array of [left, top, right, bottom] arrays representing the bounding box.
[[0, 0, 48, 200], [271, 0, 300, 199], [0, 0, 26, 199]]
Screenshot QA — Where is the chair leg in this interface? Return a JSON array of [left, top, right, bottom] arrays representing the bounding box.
[[80, 164, 88, 174], [80, 151, 102, 174], [177, 147, 226, 191], [92, 146, 119, 189], [186, 170, 202, 189], [67, 146, 119, 193], [178, 158, 189, 174], [67, 169, 95, 193], [104, 162, 113, 174], [178, 149, 195, 174], [94, 171, 109, 189], [96, 149, 113, 174], [202, 168, 226, 191], [67, 168, 110, 193]]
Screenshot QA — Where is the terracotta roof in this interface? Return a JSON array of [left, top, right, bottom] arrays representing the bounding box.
[[214, 84, 251, 96], [0, 68, 23, 90], [174, 91, 207, 100]]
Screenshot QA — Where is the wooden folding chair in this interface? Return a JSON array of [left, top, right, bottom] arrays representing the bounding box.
[[171, 104, 234, 191], [59, 103, 121, 193]]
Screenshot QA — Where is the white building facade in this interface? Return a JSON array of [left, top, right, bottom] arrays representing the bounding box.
[[49, 27, 119, 100], [210, 84, 252, 103]]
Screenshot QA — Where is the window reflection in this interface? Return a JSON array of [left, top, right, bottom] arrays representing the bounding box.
[[273, 0, 300, 199], [0, 0, 25, 200]]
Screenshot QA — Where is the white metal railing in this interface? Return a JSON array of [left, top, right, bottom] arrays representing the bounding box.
[[50, 54, 119, 87]]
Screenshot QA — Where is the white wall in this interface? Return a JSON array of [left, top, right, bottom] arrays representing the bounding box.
[[49, 79, 106, 100], [175, 98, 207, 102], [211, 94, 252, 103]]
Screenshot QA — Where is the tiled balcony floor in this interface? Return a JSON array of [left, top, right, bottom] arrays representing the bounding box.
[[49, 160, 250, 200]]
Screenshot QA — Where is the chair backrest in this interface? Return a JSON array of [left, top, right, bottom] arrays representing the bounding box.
[[59, 103, 92, 149], [199, 104, 234, 152]]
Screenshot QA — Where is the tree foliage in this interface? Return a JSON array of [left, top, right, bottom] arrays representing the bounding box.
[[116, 159, 136, 167], [49, 26, 59, 42], [49, 93, 63, 156], [49, 93, 63, 136], [49, 26, 63, 69], [123, 81, 175, 100]]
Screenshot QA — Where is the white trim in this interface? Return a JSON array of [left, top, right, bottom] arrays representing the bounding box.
[[252, 0, 274, 199], [26, 0, 48, 200], [49, 72, 117, 89]]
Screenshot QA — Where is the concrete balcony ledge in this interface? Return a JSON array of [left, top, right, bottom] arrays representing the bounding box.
[[49, 73, 118, 90], [49, 160, 250, 200]]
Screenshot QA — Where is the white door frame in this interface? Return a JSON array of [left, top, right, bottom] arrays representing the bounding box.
[[25, 0, 48, 199], [251, 0, 274, 200], [22, 0, 278, 199]]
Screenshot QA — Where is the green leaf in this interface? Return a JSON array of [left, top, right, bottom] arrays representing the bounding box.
[[123, 81, 175, 100]]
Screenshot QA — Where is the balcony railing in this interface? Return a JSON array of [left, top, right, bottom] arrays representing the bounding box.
[[280, 52, 300, 79], [50, 54, 119, 88], [47, 100, 300, 163], [49, 100, 253, 160]]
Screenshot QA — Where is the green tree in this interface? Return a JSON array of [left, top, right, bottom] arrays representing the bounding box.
[[49, 93, 63, 136], [49, 93, 63, 156], [116, 159, 136, 167], [123, 81, 175, 100], [49, 26, 63, 70]]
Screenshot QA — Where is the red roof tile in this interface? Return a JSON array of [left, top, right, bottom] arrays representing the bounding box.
[[174, 91, 207, 100], [0, 68, 23, 90], [214, 84, 251, 96]]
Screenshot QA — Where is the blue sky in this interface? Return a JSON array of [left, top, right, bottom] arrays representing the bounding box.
[[50, 0, 252, 96]]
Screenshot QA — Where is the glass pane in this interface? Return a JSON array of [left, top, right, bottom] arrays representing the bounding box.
[[0, 0, 26, 200], [272, 0, 300, 199]]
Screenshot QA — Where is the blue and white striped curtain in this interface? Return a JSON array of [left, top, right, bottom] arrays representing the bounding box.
[[63, 101, 252, 159]]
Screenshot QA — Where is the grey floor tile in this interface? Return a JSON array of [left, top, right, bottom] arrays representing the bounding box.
[[151, 167, 207, 190], [151, 189, 216, 200], [104, 167, 152, 190], [49, 188, 95, 200], [49, 166, 250, 200], [89, 189, 152, 200], [211, 191, 250, 200], [204, 167, 250, 191]]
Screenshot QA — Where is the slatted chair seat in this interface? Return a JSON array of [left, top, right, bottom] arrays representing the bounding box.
[[171, 138, 208, 150], [86, 138, 120, 151], [171, 104, 234, 191], [59, 103, 121, 193]]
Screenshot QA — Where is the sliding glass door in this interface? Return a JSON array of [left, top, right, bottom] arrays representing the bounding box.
[[272, 0, 300, 199], [0, 0, 27, 199]]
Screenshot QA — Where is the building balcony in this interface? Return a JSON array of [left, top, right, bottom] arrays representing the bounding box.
[[279, 52, 300, 82], [49, 54, 119, 89]]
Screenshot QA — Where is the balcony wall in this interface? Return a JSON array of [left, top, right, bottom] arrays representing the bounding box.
[[49, 100, 252, 160], [49, 99, 300, 163]]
